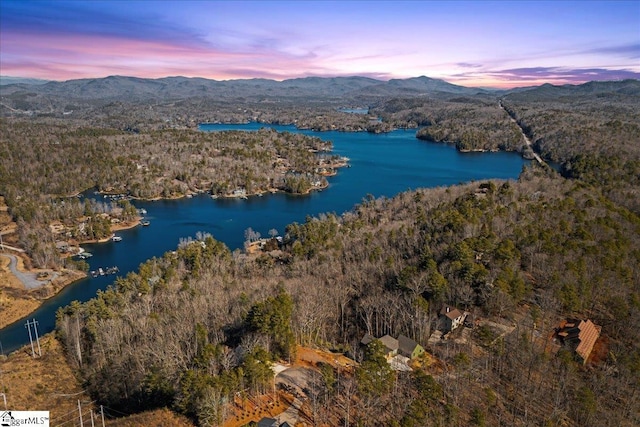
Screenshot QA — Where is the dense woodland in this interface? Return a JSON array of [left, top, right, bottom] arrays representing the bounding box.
[[501, 82, 640, 213], [375, 96, 525, 153], [0, 121, 335, 267], [56, 168, 640, 426], [1, 77, 639, 426], [373, 80, 640, 214]]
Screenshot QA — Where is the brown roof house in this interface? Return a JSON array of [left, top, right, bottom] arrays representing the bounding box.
[[556, 319, 601, 364], [439, 305, 465, 333]]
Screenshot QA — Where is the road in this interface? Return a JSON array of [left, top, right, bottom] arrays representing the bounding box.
[[0, 242, 25, 253], [499, 100, 545, 165], [0, 254, 55, 289]]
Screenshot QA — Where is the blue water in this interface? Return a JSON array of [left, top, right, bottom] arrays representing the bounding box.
[[0, 124, 529, 353]]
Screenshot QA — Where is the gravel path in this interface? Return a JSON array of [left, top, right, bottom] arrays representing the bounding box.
[[1, 254, 56, 289]]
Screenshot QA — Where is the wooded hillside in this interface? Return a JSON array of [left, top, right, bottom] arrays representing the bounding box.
[[2, 78, 639, 426], [0, 121, 335, 267], [57, 169, 640, 426]]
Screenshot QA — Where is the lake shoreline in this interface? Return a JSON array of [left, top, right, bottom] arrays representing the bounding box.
[[1, 124, 529, 354], [0, 217, 143, 329]]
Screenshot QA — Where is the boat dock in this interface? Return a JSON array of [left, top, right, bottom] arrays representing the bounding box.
[[90, 266, 119, 278]]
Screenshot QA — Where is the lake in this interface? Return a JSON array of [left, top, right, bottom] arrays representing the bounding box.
[[0, 124, 529, 353]]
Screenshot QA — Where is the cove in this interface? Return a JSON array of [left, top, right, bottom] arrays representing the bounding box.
[[0, 124, 529, 353]]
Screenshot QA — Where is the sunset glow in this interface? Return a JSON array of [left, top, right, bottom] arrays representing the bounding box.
[[1, 0, 638, 88]]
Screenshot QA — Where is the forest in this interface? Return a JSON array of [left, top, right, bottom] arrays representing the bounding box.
[[1, 77, 639, 426], [56, 167, 640, 426], [0, 121, 335, 268]]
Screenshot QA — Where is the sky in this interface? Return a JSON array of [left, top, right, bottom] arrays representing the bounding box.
[[1, 0, 639, 88]]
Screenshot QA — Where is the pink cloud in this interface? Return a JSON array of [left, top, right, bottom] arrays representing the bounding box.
[[1, 31, 324, 81]]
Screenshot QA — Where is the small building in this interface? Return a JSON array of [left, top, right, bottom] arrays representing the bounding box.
[[232, 188, 247, 197], [55, 241, 70, 253], [360, 333, 399, 359], [556, 319, 601, 364], [379, 335, 399, 358], [360, 333, 375, 346], [439, 305, 465, 333], [398, 334, 425, 360]]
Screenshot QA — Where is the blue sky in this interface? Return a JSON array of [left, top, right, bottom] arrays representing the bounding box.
[[1, 0, 638, 87]]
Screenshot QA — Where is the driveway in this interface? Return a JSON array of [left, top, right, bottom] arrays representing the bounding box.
[[1, 254, 56, 289]]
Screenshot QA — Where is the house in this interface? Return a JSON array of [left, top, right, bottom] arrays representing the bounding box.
[[398, 334, 425, 360], [378, 335, 399, 358], [556, 319, 601, 364], [360, 333, 398, 359], [360, 333, 375, 346], [361, 333, 426, 370], [55, 241, 70, 253], [232, 188, 247, 197], [439, 305, 465, 333]]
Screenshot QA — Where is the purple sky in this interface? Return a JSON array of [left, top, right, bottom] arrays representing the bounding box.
[[1, 0, 638, 88]]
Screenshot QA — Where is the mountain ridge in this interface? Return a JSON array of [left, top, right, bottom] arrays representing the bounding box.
[[0, 74, 487, 101]]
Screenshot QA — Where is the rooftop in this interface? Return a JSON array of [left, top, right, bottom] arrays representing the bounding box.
[[440, 305, 463, 320]]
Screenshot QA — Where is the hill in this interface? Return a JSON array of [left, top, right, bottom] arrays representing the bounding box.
[[0, 76, 49, 86], [0, 74, 480, 105], [501, 79, 640, 211], [55, 171, 640, 426]]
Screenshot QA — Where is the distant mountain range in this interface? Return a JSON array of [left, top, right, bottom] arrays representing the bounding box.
[[0, 74, 491, 101], [1, 74, 638, 111], [503, 79, 640, 101], [0, 76, 50, 86]]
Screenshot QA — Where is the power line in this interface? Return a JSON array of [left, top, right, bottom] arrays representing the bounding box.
[[101, 405, 131, 417], [50, 406, 82, 422], [51, 411, 82, 427], [50, 390, 87, 397], [50, 400, 95, 422]]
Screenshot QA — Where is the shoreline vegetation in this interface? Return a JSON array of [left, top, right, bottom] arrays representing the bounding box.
[[0, 150, 346, 325], [1, 77, 639, 426], [0, 215, 143, 328]]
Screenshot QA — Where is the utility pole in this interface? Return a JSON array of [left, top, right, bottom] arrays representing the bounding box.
[[78, 399, 84, 427], [33, 319, 42, 357], [25, 320, 35, 358], [24, 319, 42, 357], [0, 392, 6, 410]]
